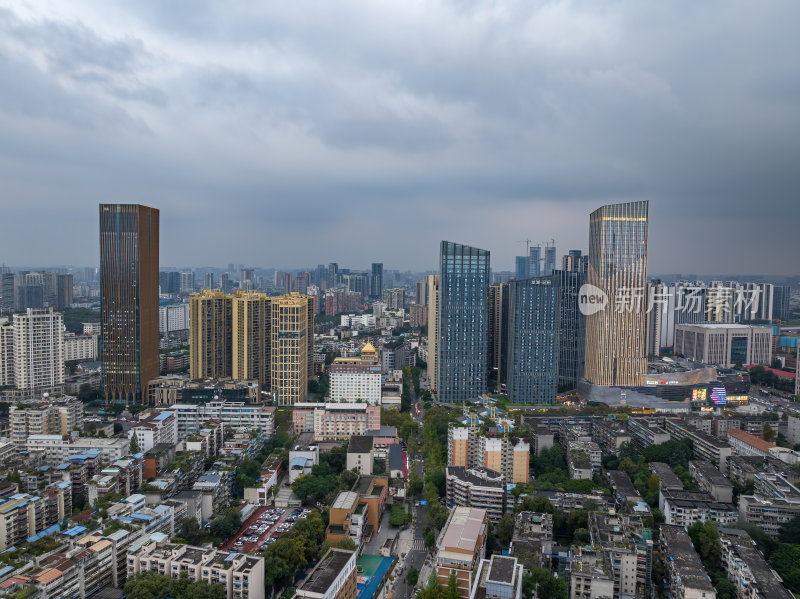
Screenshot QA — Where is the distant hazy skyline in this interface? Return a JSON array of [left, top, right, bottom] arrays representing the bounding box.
[[1, 2, 799, 274]]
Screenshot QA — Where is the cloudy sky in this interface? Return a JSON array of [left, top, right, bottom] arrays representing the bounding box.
[[1, 1, 798, 274]]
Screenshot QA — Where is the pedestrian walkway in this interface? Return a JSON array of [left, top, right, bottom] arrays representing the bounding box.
[[412, 539, 425, 550]]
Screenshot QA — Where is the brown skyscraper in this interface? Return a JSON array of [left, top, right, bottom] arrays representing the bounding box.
[[100, 204, 159, 405]]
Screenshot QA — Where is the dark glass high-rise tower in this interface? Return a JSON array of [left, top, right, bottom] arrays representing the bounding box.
[[371, 263, 384, 298], [100, 204, 159, 405], [437, 241, 490, 403], [555, 269, 585, 390], [506, 275, 560, 404]]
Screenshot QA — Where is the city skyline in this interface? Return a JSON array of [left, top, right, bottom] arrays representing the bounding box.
[[1, 3, 800, 274]]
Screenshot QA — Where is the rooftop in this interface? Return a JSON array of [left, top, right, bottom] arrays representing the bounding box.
[[728, 429, 776, 453], [299, 549, 355, 595], [331, 491, 359, 510], [348, 436, 374, 454], [440, 507, 486, 554], [486, 555, 517, 584]]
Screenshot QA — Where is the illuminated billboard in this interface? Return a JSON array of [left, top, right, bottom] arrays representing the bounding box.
[[692, 388, 707, 401], [710, 387, 727, 405]]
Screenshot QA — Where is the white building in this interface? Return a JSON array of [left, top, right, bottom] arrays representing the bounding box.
[[10, 308, 64, 389], [165, 402, 274, 438], [0, 317, 13, 386], [159, 303, 190, 333], [26, 434, 129, 463], [329, 361, 382, 405], [340, 314, 377, 328], [63, 332, 99, 361], [131, 411, 178, 452], [674, 323, 772, 368]]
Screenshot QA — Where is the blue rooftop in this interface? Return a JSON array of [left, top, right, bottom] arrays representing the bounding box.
[[27, 524, 61, 543], [154, 411, 173, 421], [62, 526, 87, 537]]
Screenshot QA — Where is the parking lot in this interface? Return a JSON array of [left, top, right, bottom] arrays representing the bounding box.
[[221, 506, 312, 553]]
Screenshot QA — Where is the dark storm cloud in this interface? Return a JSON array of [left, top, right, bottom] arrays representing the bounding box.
[[0, 1, 798, 274]]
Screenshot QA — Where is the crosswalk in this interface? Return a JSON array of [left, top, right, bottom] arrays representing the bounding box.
[[412, 539, 426, 550]]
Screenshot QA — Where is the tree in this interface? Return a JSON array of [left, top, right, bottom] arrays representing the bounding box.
[[409, 472, 423, 496], [496, 514, 515, 544], [763, 423, 777, 443], [778, 516, 800, 545], [443, 571, 460, 599], [406, 568, 419, 587], [129, 435, 140, 454], [573, 527, 589, 545], [424, 527, 436, 548], [522, 568, 567, 599], [337, 537, 357, 550]]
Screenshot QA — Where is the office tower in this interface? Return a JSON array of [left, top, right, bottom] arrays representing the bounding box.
[[437, 241, 490, 403], [506, 276, 560, 404], [11, 308, 65, 390], [528, 245, 542, 278], [487, 283, 508, 393], [100, 204, 159, 405], [204, 272, 214, 290], [0, 272, 15, 313], [189, 290, 233, 380], [514, 256, 528, 281], [416, 279, 428, 306], [382, 288, 405, 310], [328, 263, 339, 287], [271, 293, 312, 407], [427, 275, 440, 392], [179, 271, 195, 294], [15, 280, 44, 311], [555, 269, 585, 390], [584, 200, 649, 387], [159, 271, 180, 295], [543, 243, 557, 276], [55, 274, 73, 309], [659, 282, 706, 349], [772, 286, 791, 321], [241, 268, 255, 286], [562, 250, 587, 274], [371, 263, 384, 298], [314, 264, 327, 287], [232, 292, 271, 387]]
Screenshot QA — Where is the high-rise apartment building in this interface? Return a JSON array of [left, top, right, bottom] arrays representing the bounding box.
[[506, 276, 559, 404], [562, 249, 587, 274], [416, 279, 428, 306], [220, 272, 232, 293], [100, 204, 159, 405], [12, 308, 65, 390], [427, 274, 440, 392], [0, 272, 14, 314], [232, 292, 271, 387], [271, 293, 312, 407], [55, 273, 73, 309], [555, 269, 585, 390], [204, 272, 214, 290], [370, 263, 383, 298], [328, 263, 339, 287], [179, 271, 195, 294], [159, 271, 181, 295], [0, 318, 13, 387], [487, 283, 509, 393], [189, 290, 234, 380], [584, 200, 649, 386], [437, 241, 490, 403]]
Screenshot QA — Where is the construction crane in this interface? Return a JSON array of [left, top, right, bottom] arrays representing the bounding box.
[[517, 239, 533, 255]]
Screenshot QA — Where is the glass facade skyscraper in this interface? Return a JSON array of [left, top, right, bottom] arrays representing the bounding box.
[[555, 269, 585, 390], [100, 204, 159, 405], [584, 200, 649, 386], [437, 241, 490, 403], [371, 263, 383, 298], [506, 275, 560, 404]]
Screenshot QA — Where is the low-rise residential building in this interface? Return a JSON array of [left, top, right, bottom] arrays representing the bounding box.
[[665, 419, 732, 471], [436, 507, 488, 599], [661, 487, 738, 527], [244, 456, 283, 506], [738, 472, 800, 537], [509, 512, 553, 570], [63, 331, 99, 361], [289, 434, 319, 483], [132, 411, 178, 453], [26, 435, 129, 464], [719, 529, 794, 599], [568, 547, 615, 599], [147, 377, 260, 405], [128, 538, 265, 599], [346, 436, 374, 476], [689, 460, 734, 504], [469, 555, 523, 599], [292, 403, 381, 441], [294, 548, 357, 599], [446, 467, 505, 522], [588, 511, 654, 599], [567, 440, 601, 479], [591, 417, 631, 455], [166, 401, 274, 438], [727, 429, 776, 459], [660, 524, 716, 599], [628, 417, 671, 451]]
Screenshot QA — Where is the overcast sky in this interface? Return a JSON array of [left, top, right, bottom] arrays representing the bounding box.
[[1, 1, 798, 274]]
